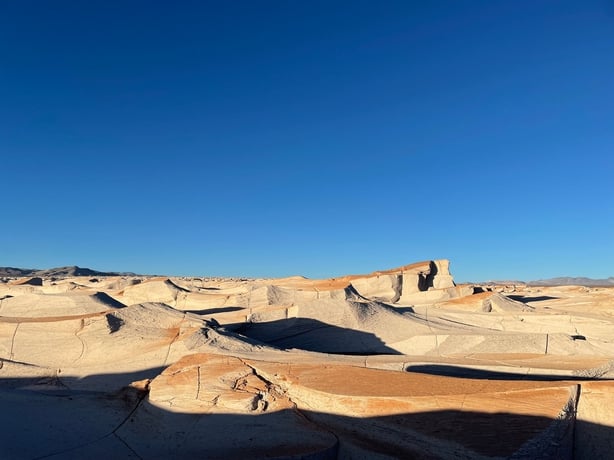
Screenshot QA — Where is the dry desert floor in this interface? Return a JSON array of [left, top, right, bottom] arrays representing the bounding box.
[[1, 260, 613, 459]]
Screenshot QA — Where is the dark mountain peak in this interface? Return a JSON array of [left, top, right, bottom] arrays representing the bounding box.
[[0, 267, 37, 277], [0, 266, 139, 278]]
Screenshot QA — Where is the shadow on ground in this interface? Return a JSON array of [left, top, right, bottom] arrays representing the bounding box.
[[2, 362, 614, 460], [184, 306, 244, 315], [405, 364, 612, 382], [235, 317, 401, 355], [508, 295, 559, 303], [0, 366, 612, 459]]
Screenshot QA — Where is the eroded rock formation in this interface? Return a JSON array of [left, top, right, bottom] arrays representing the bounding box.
[[1, 260, 614, 458]]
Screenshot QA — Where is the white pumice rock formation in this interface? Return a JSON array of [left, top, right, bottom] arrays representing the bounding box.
[[1, 260, 614, 458]]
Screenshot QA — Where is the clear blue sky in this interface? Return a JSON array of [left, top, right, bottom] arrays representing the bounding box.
[[1, 1, 613, 281]]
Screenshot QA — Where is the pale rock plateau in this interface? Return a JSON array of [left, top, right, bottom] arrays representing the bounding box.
[[1, 259, 614, 459]]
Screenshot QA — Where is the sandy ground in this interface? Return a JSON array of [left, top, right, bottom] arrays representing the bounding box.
[[1, 260, 613, 459]]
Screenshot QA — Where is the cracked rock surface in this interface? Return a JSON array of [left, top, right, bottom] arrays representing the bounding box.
[[1, 260, 614, 458]]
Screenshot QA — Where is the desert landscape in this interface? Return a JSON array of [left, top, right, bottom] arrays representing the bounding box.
[[1, 260, 613, 459], [3, 1, 612, 458]]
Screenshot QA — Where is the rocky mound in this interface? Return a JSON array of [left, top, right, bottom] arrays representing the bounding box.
[[2, 260, 614, 458]]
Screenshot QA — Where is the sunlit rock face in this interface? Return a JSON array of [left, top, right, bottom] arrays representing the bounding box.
[[1, 260, 614, 458]]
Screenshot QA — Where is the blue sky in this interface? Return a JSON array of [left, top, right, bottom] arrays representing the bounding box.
[[1, 1, 613, 281]]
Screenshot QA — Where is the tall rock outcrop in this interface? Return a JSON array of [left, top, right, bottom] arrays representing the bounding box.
[[341, 259, 469, 305]]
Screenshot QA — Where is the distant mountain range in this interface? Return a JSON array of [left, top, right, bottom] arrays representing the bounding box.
[[527, 277, 614, 287], [0, 266, 138, 278], [478, 276, 614, 287]]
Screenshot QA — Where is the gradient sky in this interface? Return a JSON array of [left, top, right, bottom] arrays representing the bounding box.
[[1, 1, 613, 281]]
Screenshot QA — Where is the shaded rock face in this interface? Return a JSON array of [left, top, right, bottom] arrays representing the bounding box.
[[119, 352, 587, 459], [427, 259, 456, 289], [2, 260, 614, 458], [10, 276, 43, 286]]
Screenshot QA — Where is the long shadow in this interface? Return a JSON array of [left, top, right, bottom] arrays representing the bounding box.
[[406, 364, 614, 382], [184, 306, 244, 315], [392, 306, 415, 314], [0, 368, 612, 459], [235, 317, 401, 355], [508, 295, 559, 303], [0, 362, 166, 393]]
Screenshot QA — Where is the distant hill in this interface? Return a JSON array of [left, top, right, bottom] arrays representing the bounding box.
[[0, 265, 137, 277], [477, 276, 614, 287], [0, 267, 37, 277], [528, 277, 614, 287], [478, 280, 526, 286]]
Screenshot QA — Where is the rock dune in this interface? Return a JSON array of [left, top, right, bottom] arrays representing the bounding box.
[[1, 259, 614, 458]]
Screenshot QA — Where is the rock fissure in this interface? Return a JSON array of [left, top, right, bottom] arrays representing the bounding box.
[[162, 314, 187, 366], [195, 365, 201, 400], [73, 319, 87, 363], [9, 322, 20, 360], [113, 432, 143, 460]]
